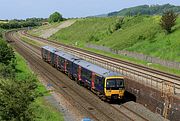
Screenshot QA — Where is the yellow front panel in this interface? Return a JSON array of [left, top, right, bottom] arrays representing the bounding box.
[[104, 76, 125, 98], [105, 90, 125, 97]]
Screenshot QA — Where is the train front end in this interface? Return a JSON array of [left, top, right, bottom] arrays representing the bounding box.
[[104, 77, 125, 100]]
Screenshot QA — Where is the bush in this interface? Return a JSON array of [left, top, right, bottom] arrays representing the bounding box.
[[114, 17, 124, 30], [0, 40, 15, 65], [0, 60, 16, 79], [160, 10, 178, 33], [88, 35, 99, 42], [0, 76, 39, 121]]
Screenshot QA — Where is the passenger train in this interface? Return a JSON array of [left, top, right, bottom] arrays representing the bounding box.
[[41, 46, 125, 100]]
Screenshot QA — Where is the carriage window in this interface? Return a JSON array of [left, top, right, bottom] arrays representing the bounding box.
[[87, 71, 91, 80], [82, 69, 86, 77]]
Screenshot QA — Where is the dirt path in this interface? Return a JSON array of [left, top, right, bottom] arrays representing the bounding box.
[[40, 20, 76, 38]]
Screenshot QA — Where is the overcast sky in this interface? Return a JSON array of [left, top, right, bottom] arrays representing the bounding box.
[[0, 0, 180, 19]]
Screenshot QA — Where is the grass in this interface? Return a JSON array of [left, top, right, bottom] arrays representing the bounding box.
[[15, 52, 64, 121], [49, 16, 180, 63], [34, 98, 64, 121], [15, 52, 34, 80], [20, 36, 44, 46], [41, 15, 179, 74], [49, 17, 118, 47]]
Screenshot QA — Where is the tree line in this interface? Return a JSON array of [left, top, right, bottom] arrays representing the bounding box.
[[0, 18, 46, 29], [0, 12, 65, 30], [108, 4, 180, 16]]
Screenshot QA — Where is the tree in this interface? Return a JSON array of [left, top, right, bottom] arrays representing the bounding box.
[[160, 10, 178, 33], [0, 40, 15, 65], [48, 12, 63, 23], [0, 76, 39, 121], [0, 60, 16, 79], [114, 17, 124, 31]]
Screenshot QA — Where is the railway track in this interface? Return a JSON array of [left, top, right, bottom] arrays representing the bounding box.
[[5, 31, 153, 121], [19, 30, 180, 95]]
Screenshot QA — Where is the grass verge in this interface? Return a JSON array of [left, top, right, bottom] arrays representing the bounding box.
[[15, 52, 64, 121]]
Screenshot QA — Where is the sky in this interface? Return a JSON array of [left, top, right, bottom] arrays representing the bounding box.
[[0, 0, 180, 20]]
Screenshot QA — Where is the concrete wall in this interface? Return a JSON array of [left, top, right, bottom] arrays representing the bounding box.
[[86, 44, 180, 69], [125, 78, 180, 121]]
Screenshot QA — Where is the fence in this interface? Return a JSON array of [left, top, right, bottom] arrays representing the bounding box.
[[86, 44, 180, 70]]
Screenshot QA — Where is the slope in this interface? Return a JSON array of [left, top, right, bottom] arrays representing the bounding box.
[[50, 16, 180, 63]]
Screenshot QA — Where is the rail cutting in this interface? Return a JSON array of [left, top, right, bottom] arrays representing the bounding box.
[[20, 30, 180, 95], [6, 30, 152, 121]]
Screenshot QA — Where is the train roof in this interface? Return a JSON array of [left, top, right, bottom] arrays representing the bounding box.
[[74, 59, 122, 77], [42, 46, 57, 53], [42, 46, 122, 77], [55, 51, 80, 62]]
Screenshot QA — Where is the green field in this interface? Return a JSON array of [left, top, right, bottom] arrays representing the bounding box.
[[15, 53, 64, 121]]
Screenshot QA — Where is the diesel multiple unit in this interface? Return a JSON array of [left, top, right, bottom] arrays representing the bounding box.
[[41, 46, 125, 100]]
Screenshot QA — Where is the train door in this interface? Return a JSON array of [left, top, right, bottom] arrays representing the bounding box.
[[64, 60, 67, 72], [55, 54, 58, 67], [91, 72, 95, 89], [78, 66, 81, 81], [48, 51, 51, 63], [50, 52, 54, 65], [73, 64, 78, 80]]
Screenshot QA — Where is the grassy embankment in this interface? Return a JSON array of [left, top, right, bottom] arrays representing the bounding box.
[[47, 16, 180, 75], [15, 53, 64, 121], [28, 22, 62, 37]]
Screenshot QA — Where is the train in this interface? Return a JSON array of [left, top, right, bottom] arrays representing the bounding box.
[[41, 46, 125, 100]]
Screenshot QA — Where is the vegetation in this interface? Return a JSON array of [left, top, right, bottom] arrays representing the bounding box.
[[48, 12, 63, 23], [34, 98, 64, 121], [0, 37, 16, 79], [50, 17, 118, 46], [0, 18, 45, 29], [0, 40, 15, 64], [0, 32, 39, 120], [0, 77, 39, 121], [0, 30, 64, 120], [49, 15, 180, 63], [160, 10, 178, 33], [15, 53, 64, 121], [107, 4, 180, 16]]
